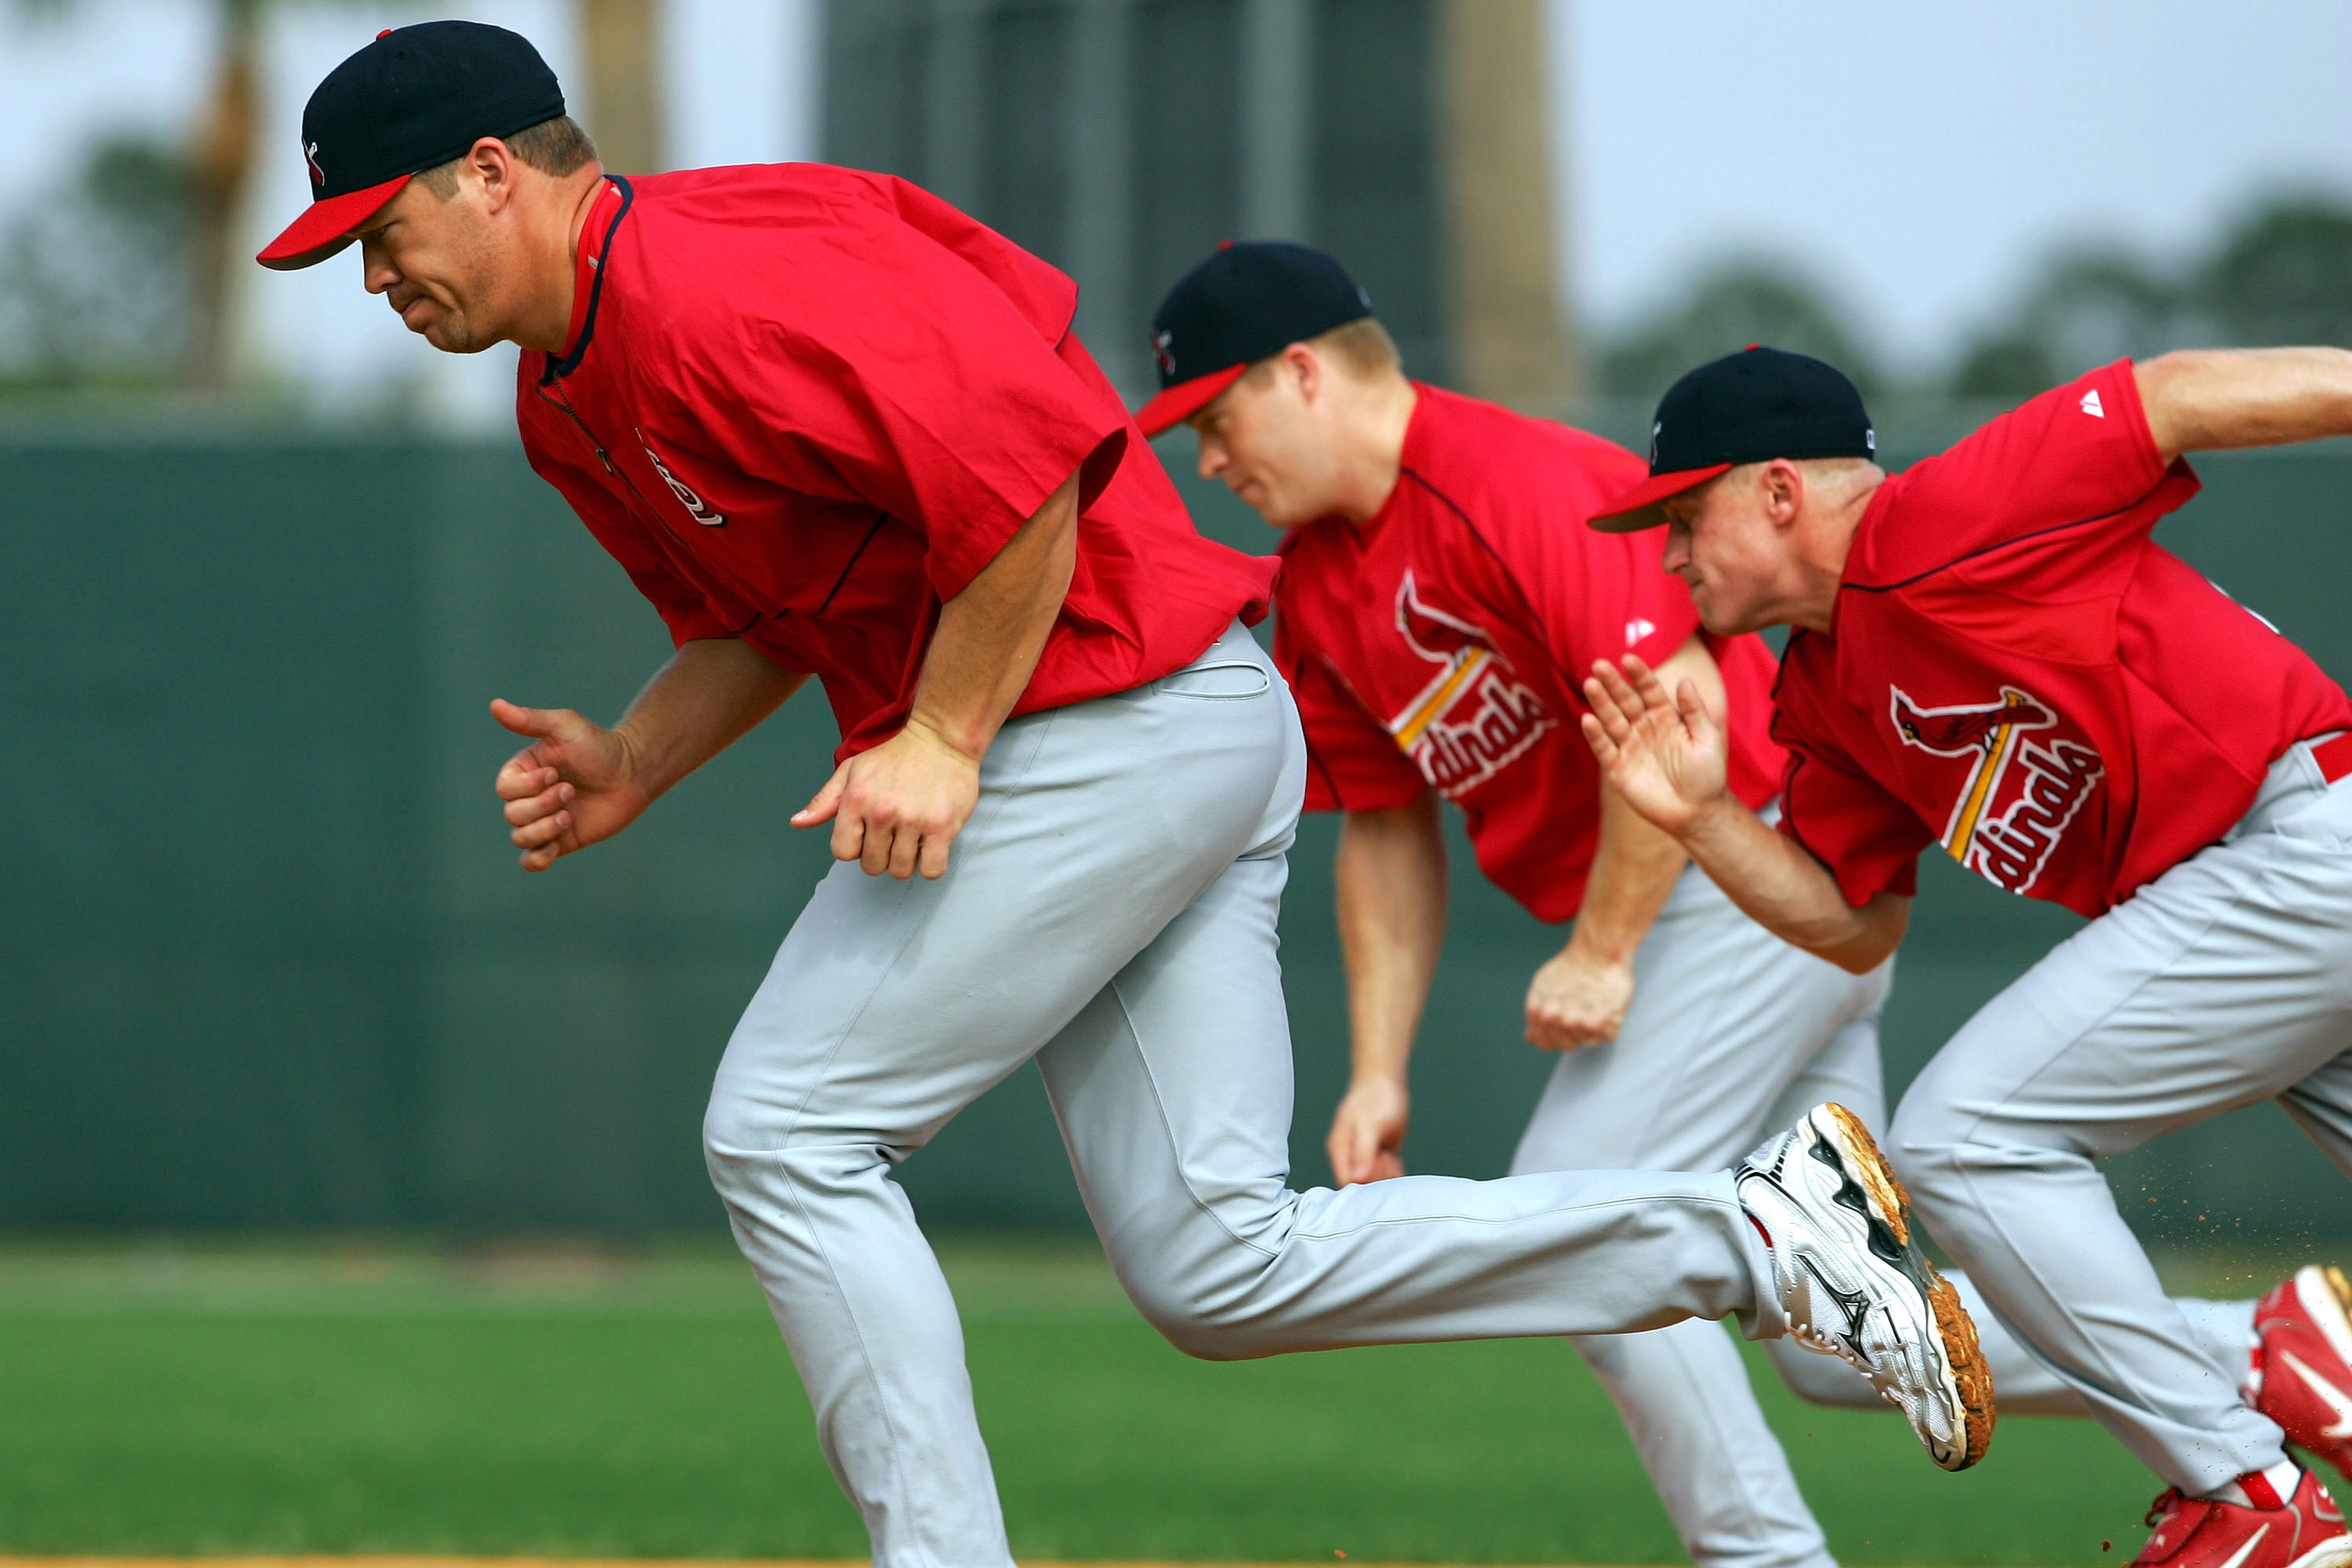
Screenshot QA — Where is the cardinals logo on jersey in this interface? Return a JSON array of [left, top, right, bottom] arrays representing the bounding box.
[[1386, 572, 1555, 797], [1889, 684, 2103, 895], [636, 430, 726, 526]]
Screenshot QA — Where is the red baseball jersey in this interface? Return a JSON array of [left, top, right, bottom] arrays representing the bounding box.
[[1272, 384, 1785, 922], [1773, 359, 2352, 917], [514, 165, 1277, 761]]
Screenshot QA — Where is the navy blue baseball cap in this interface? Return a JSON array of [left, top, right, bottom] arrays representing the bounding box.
[[257, 20, 567, 270], [1135, 241, 1374, 435], [1590, 347, 1876, 532]]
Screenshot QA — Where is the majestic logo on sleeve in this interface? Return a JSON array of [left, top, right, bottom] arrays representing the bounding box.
[[1889, 684, 2104, 895], [1386, 573, 1555, 797], [636, 430, 726, 526]]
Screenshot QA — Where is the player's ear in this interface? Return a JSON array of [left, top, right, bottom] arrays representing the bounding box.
[[1762, 459, 1804, 528], [1282, 341, 1322, 405], [470, 136, 521, 211]]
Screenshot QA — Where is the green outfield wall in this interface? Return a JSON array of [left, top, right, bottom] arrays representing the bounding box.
[[4, 427, 2350, 1240]]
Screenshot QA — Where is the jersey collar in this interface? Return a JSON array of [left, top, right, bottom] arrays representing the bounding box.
[[543, 175, 630, 382]]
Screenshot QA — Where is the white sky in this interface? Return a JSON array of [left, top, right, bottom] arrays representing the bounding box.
[[1559, 0, 2352, 374], [2, 0, 2347, 407]]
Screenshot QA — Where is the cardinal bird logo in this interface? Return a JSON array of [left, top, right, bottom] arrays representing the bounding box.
[[1385, 572, 1554, 797], [1890, 688, 2054, 756], [1889, 683, 2103, 895]]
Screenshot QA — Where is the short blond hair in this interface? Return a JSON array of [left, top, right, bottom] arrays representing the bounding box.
[[413, 116, 598, 198], [1237, 316, 1403, 388]]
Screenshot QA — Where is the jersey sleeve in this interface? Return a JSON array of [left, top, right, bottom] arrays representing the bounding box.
[[1272, 606, 1427, 814], [1858, 360, 2194, 584], [675, 216, 1130, 605], [1769, 686, 1932, 906]]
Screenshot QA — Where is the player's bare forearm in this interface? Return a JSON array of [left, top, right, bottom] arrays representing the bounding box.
[[2137, 347, 2352, 465], [614, 638, 808, 799], [1570, 789, 1686, 962], [1336, 794, 1448, 1085], [906, 470, 1081, 762], [1679, 795, 1909, 974], [1330, 793, 1446, 1182], [795, 468, 1080, 879], [1566, 637, 1719, 964]]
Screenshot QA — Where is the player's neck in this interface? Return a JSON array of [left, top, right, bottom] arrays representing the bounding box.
[[1791, 483, 1880, 633], [514, 165, 612, 353], [1332, 374, 1418, 524]]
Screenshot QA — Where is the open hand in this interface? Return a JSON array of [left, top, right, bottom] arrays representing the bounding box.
[[1327, 1076, 1410, 1185], [793, 719, 981, 879], [491, 699, 654, 872], [1525, 944, 1635, 1051], [1580, 655, 1729, 837]]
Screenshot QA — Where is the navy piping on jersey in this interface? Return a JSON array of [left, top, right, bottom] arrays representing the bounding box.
[[1838, 492, 2159, 595], [815, 517, 890, 616], [529, 173, 890, 628], [1394, 465, 1587, 698], [540, 174, 633, 385]]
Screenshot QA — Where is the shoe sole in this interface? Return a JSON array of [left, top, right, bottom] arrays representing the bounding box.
[[2298, 1265, 2352, 1371], [1813, 1102, 1998, 1471], [2285, 1537, 2352, 1568]]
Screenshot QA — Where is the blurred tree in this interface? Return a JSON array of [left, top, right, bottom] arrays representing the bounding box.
[[1946, 194, 2352, 398], [1947, 249, 2183, 399], [0, 134, 194, 389], [2198, 196, 2352, 348], [5, 0, 659, 394], [1597, 257, 1880, 399]]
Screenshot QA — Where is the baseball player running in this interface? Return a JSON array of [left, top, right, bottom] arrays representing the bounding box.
[[257, 25, 1989, 1563], [1138, 242, 2309, 1568], [1580, 344, 2352, 1568]]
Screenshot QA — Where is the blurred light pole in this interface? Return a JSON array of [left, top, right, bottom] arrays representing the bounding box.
[[583, 0, 665, 174], [1439, 0, 1577, 412]]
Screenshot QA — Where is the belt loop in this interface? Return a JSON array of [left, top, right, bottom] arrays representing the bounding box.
[[2313, 731, 2352, 786]]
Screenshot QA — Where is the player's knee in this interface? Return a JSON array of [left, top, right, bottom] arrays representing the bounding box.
[[1884, 1093, 2016, 1233]]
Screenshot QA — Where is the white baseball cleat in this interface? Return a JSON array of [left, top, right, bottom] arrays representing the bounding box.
[[1736, 1102, 1995, 1471]]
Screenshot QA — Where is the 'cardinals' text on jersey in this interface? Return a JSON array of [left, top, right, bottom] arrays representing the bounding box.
[[1773, 360, 2352, 917], [1273, 384, 1784, 922]]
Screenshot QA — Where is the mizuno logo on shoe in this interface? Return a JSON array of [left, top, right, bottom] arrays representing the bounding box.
[[2283, 1350, 2352, 1440]]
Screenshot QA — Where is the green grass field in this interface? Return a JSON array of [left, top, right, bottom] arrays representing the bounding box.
[[0, 1236, 2325, 1564]]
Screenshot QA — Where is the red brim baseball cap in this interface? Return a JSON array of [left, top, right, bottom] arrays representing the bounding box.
[[1588, 463, 1733, 533], [256, 20, 567, 272], [1587, 345, 1876, 533], [1134, 241, 1375, 437], [256, 173, 411, 271], [1134, 363, 1249, 437]]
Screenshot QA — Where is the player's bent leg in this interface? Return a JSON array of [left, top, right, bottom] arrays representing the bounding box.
[[1885, 757, 2352, 1496], [703, 622, 1308, 1568], [1040, 848, 1779, 1358], [1040, 829, 1984, 1470]]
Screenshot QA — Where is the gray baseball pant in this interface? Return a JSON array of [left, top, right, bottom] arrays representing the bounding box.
[[1889, 739, 2352, 1496], [701, 622, 1786, 1568], [1517, 861, 2261, 1568]]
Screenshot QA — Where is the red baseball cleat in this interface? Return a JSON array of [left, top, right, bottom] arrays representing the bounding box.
[[2130, 1468, 2350, 1568], [2251, 1267, 2352, 1484]]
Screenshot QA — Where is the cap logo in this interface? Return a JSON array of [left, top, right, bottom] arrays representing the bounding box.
[[1151, 327, 1175, 378], [1650, 419, 1663, 465], [304, 140, 325, 188], [1866, 427, 1877, 452]]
